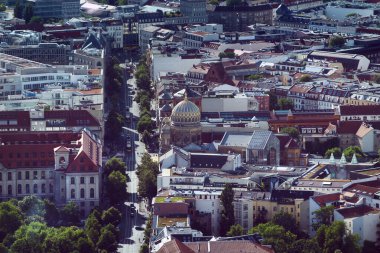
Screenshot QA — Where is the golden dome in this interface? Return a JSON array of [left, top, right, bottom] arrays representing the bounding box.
[[171, 97, 200, 126]]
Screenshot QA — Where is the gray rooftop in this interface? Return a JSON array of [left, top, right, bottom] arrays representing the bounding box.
[[219, 132, 253, 147], [248, 130, 274, 150]]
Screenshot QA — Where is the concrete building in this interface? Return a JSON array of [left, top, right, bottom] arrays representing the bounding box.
[[335, 205, 380, 245], [180, 0, 208, 23], [325, 1, 380, 21], [183, 31, 219, 49], [0, 43, 71, 65], [207, 4, 273, 32], [28, 0, 81, 19]]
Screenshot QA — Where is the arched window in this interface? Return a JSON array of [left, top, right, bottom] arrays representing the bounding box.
[[59, 156, 65, 164], [41, 184, 46, 194], [33, 184, 38, 194], [90, 188, 95, 198], [71, 189, 75, 199], [17, 184, 22, 194], [26, 184, 30, 194], [80, 188, 85, 198]]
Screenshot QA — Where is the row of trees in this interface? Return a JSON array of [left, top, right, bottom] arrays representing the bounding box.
[[324, 146, 364, 160], [136, 153, 159, 203], [103, 157, 128, 207], [105, 57, 125, 149], [14, 1, 40, 24], [0, 196, 123, 253], [219, 185, 366, 253]]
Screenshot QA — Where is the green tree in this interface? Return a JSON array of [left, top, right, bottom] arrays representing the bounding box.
[[291, 239, 321, 253], [0, 4, 6, 12], [77, 237, 95, 253], [226, 224, 243, 237], [342, 233, 361, 253], [280, 127, 300, 140], [329, 36, 345, 48], [249, 223, 296, 253], [325, 147, 342, 159], [44, 226, 89, 253], [23, 3, 34, 24], [272, 211, 298, 234], [0, 201, 23, 242], [209, 0, 219, 5], [18, 196, 45, 219], [105, 110, 124, 143], [96, 226, 118, 253], [220, 184, 235, 236], [136, 153, 159, 202], [60, 202, 81, 226], [106, 171, 127, 206], [139, 243, 149, 253], [218, 51, 236, 59], [299, 74, 312, 82], [137, 115, 153, 134], [278, 98, 294, 110], [343, 146, 363, 160], [104, 157, 126, 176], [141, 130, 151, 144], [85, 211, 102, 246], [14, 1, 23, 18], [321, 221, 345, 253], [44, 199, 59, 227], [136, 73, 151, 91], [10, 222, 47, 253], [101, 207, 122, 227], [30, 16, 42, 24], [312, 206, 334, 232]]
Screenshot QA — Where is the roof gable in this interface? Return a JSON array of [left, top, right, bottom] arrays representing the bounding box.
[[65, 150, 98, 173]]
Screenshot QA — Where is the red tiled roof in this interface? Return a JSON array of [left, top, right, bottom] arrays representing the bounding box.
[[345, 184, 379, 196], [65, 150, 98, 173], [157, 238, 195, 253], [340, 105, 380, 116], [336, 121, 362, 134], [185, 241, 275, 253], [312, 193, 341, 207], [336, 205, 380, 219], [0, 111, 30, 130]]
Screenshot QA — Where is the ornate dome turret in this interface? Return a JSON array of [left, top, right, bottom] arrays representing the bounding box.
[[171, 94, 200, 126]]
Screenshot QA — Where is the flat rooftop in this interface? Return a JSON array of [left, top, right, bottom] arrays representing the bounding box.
[[0, 53, 48, 69], [157, 216, 188, 227]]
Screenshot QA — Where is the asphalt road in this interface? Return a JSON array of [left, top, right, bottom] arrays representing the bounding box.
[[118, 76, 148, 253]]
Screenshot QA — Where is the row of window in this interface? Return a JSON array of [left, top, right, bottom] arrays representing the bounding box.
[[0, 171, 52, 181], [0, 183, 53, 195], [70, 188, 95, 199], [70, 176, 96, 185]]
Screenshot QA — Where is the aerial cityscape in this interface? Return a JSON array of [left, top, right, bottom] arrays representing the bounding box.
[[0, 0, 380, 252]]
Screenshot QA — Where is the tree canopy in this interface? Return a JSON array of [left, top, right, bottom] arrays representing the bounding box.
[[329, 36, 345, 48], [136, 153, 159, 201], [325, 147, 342, 159], [278, 98, 294, 110], [220, 184, 235, 236], [280, 127, 300, 140]]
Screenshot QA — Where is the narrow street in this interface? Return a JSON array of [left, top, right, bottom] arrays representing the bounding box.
[[118, 76, 148, 253]]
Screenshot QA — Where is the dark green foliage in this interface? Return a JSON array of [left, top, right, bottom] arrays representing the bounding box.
[[219, 184, 235, 236], [226, 224, 243, 237], [278, 98, 294, 110], [106, 171, 127, 206], [0, 4, 6, 12], [226, 0, 242, 6], [0, 201, 23, 242], [85, 212, 101, 245], [0, 243, 7, 253], [137, 114, 153, 134], [136, 153, 159, 201], [104, 157, 126, 176], [139, 243, 149, 253], [248, 223, 296, 253], [299, 74, 312, 82], [312, 206, 334, 232], [44, 199, 59, 227], [101, 207, 122, 227], [343, 146, 363, 160], [272, 211, 298, 234], [105, 110, 124, 142], [329, 36, 345, 48], [218, 51, 236, 59], [280, 127, 300, 140], [290, 239, 321, 253], [18, 196, 45, 219], [60, 202, 81, 226], [23, 4, 33, 23], [14, 1, 23, 18], [96, 225, 118, 253], [325, 147, 342, 159]]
